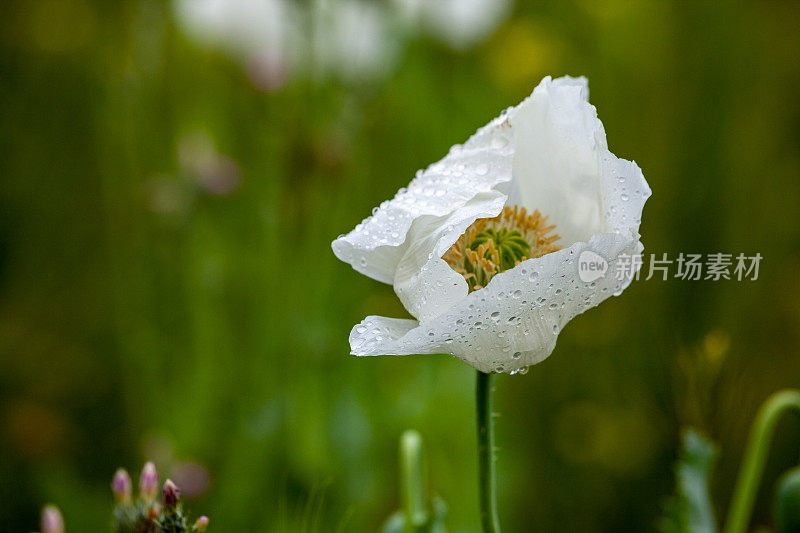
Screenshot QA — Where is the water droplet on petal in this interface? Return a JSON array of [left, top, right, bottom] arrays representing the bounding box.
[[491, 136, 508, 150]]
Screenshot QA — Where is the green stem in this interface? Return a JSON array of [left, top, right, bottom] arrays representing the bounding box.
[[724, 389, 800, 533], [400, 430, 427, 531], [476, 370, 501, 533]]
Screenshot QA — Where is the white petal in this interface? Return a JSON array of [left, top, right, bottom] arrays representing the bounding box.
[[384, 76, 649, 320], [332, 110, 516, 284], [509, 75, 649, 246], [349, 316, 419, 356], [392, 191, 506, 322], [350, 234, 638, 373]]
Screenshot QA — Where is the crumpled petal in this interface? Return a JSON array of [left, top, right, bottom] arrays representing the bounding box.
[[393, 191, 507, 322], [509, 75, 649, 246], [350, 234, 637, 373], [390, 76, 649, 323], [331, 108, 517, 284]]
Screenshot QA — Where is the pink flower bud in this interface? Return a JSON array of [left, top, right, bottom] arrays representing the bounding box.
[[194, 516, 210, 531], [139, 461, 159, 500], [162, 479, 180, 508], [40, 504, 64, 533], [111, 468, 132, 503]]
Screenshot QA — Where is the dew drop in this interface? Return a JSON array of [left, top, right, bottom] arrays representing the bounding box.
[[491, 136, 508, 150]]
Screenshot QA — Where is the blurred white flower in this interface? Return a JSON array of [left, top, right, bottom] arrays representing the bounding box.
[[173, 0, 511, 88], [174, 0, 302, 89], [311, 0, 400, 82], [393, 0, 511, 50], [173, 0, 398, 86], [333, 76, 650, 373]]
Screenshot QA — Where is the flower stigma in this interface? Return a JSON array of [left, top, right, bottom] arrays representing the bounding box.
[[442, 206, 561, 292]]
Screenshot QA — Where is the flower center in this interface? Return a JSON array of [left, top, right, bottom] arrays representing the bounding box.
[[442, 206, 561, 291]]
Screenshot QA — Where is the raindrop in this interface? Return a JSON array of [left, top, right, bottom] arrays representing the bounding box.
[[512, 351, 521, 359], [491, 136, 508, 150]]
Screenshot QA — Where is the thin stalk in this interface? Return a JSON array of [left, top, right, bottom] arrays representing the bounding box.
[[476, 370, 501, 533], [724, 389, 800, 533], [400, 430, 427, 532]]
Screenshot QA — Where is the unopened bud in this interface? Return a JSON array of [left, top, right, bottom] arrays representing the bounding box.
[[41, 504, 64, 533], [111, 468, 132, 503], [162, 479, 180, 508], [194, 516, 210, 531], [139, 461, 159, 500]]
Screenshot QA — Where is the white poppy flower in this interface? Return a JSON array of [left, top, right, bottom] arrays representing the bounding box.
[[332, 76, 650, 373]]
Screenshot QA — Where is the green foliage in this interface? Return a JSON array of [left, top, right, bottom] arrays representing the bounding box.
[[381, 498, 447, 533], [775, 467, 800, 533], [2, 1, 800, 531], [659, 429, 719, 533]]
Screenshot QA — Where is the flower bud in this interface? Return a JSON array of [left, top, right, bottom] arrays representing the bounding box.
[[162, 479, 180, 508], [40, 504, 64, 533], [111, 468, 132, 503], [194, 516, 210, 531], [139, 461, 159, 501]]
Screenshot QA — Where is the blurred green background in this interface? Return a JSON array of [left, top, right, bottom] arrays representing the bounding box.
[[2, 1, 800, 531]]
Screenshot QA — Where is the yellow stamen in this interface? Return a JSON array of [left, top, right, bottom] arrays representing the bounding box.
[[442, 205, 561, 292]]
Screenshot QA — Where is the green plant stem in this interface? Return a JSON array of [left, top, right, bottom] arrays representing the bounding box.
[[400, 430, 427, 531], [724, 389, 800, 533], [476, 370, 501, 533]]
